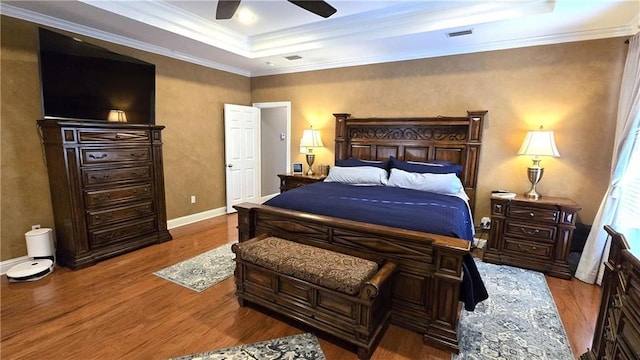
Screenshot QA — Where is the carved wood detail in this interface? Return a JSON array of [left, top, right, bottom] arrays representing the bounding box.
[[349, 126, 468, 141]]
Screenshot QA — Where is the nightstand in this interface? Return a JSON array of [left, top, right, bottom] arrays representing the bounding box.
[[484, 194, 581, 279], [277, 173, 326, 192]]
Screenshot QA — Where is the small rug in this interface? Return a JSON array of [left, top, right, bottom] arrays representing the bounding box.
[[170, 333, 326, 360], [154, 243, 236, 292], [454, 260, 574, 360]]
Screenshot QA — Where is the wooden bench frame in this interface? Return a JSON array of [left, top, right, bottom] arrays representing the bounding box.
[[232, 234, 396, 360]]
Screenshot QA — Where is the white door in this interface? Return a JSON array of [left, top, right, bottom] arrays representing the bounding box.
[[224, 104, 260, 213]]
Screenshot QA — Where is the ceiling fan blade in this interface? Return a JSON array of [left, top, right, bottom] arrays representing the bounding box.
[[287, 1, 337, 18], [216, 0, 241, 20]]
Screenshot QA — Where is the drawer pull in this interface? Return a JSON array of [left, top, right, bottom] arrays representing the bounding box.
[[520, 228, 540, 236], [130, 152, 146, 158], [517, 244, 537, 252], [88, 153, 108, 159], [96, 194, 112, 201], [91, 174, 110, 181], [529, 212, 535, 217], [95, 213, 113, 221]]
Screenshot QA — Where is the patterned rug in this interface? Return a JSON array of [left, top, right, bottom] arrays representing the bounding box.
[[454, 260, 574, 360], [153, 243, 236, 292], [170, 333, 326, 360]]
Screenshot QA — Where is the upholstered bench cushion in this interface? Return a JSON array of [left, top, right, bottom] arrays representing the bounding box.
[[239, 236, 378, 295]]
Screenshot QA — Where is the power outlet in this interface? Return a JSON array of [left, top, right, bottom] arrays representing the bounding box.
[[480, 217, 491, 230], [190, 195, 196, 204]]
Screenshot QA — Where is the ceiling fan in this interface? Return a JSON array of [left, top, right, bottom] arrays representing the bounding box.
[[216, 0, 337, 20]]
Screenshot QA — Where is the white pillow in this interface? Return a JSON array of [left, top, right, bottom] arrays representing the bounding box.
[[387, 168, 463, 194], [324, 166, 388, 185]]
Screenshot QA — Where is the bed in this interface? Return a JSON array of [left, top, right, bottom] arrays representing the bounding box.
[[234, 111, 488, 353]]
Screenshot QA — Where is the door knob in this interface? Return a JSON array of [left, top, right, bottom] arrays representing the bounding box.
[[227, 164, 233, 168]]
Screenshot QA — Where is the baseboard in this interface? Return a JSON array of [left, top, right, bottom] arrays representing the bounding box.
[[1, 206, 232, 275], [166, 207, 227, 229]]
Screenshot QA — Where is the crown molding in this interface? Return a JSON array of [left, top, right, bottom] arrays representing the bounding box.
[[0, 3, 251, 77], [250, 24, 636, 77], [249, 0, 556, 57], [2, 1, 635, 79], [79, 0, 252, 57]]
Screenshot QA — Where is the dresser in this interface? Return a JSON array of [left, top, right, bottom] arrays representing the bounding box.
[[38, 120, 172, 269], [277, 173, 326, 192], [484, 195, 581, 279], [580, 226, 640, 360]]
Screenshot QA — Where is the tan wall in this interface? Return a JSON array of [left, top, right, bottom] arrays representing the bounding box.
[[251, 38, 627, 225], [1, 14, 627, 261], [0, 16, 250, 260]]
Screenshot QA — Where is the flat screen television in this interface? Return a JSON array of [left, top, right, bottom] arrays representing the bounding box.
[[38, 28, 155, 125]]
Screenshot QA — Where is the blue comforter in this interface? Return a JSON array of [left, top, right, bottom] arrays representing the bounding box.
[[266, 182, 473, 240], [264, 182, 488, 311]]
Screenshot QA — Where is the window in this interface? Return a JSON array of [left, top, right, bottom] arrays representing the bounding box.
[[615, 126, 640, 245]]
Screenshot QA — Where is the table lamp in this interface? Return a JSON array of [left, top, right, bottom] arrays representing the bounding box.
[[299, 128, 324, 175], [517, 126, 560, 200]]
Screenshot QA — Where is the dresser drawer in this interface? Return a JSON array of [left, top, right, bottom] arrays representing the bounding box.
[[89, 217, 157, 248], [78, 130, 150, 143], [507, 204, 560, 223], [83, 165, 151, 186], [503, 237, 553, 259], [86, 202, 154, 228], [504, 220, 556, 242], [84, 184, 153, 208], [81, 147, 150, 165]]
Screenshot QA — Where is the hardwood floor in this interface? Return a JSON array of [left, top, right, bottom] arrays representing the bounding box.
[[1, 214, 601, 359]]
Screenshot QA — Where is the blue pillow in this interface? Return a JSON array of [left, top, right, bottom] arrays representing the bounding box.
[[389, 156, 462, 175], [335, 158, 389, 170]]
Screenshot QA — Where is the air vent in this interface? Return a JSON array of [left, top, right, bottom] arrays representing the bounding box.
[[285, 55, 302, 61], [447, 29, 473, 38]]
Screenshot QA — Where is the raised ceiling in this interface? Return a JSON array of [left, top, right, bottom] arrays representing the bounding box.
[[2, 0, 638, 77]]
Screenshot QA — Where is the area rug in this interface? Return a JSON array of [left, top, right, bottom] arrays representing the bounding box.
[[454, 260, 574, 360], [170, 333, 326, 360], [153, 243, 236, 292]]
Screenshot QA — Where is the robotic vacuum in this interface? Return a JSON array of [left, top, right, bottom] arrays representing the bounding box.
[[6, 259, 54, 282]]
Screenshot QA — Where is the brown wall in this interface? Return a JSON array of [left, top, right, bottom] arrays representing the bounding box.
[[1, 14, 627, 261], [1, 16, 251, 260], [251, 38, 626, 225]]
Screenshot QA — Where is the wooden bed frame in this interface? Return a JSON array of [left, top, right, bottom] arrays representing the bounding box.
[[235, 110, 487, 353]]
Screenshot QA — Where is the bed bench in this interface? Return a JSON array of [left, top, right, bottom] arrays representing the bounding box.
[[232, 234, 396, 360]]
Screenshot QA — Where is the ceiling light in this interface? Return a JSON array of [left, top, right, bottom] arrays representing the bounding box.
[[266, 61, 275, 66], [237, 8, 255, 24]]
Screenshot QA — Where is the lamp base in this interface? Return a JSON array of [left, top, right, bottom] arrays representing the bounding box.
[[524, 165, 544, 200], [305, 153, 315, 175], [524, 188, 541, 200]]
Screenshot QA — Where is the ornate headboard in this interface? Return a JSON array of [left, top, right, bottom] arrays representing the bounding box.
[[333, 111, 487, 214]]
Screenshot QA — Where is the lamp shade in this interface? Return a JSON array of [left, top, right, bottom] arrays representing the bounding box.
[[299, 129, 324, 149], [108, 110, 127, 122], [517, 128, 560, 157]]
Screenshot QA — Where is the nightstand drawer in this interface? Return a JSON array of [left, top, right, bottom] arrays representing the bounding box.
[[278, 173, 326, 192], [504, 220, 556, 242], [503, 237, 553, 259], [507, 205, 559, 223]]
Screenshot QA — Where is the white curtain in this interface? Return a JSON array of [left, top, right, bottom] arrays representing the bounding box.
[[575, 33, 640, 285]]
